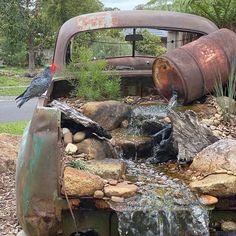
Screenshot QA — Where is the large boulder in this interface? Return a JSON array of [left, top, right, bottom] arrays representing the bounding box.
[[63, 167, 104, 197], [76, 138, 116, 160], [190, 174, 236, 197], [190, 139, 236, 176], [81, 101, 131, 131], [189, 139, 236, 197], [86, 158, 126, 180]]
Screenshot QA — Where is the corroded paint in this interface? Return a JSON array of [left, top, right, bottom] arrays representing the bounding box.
[[16, 107, 62, 236], [153, 28, 236, 104], [53, 10, 218, 73]]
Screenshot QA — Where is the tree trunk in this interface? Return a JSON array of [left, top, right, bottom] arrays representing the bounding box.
[[28, 35, 35, 73], [168, 109, 219, 163]]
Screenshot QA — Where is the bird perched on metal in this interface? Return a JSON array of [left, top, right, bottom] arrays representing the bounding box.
[[15, 63, 58, 108]]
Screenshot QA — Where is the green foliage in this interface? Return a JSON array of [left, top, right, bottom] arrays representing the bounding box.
[[136, 29, 167, 56], [0, 0, 103, 70], [74, 29, 132, 59], [0, 121, 29, 135], [66, 47, 121, 101], [214, 63, 236, 121], [145, 0, 236, 29], [45, 0, 103, 31], [67, 159, 88, 170]]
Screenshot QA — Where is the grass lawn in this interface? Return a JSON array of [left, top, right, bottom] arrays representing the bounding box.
[[0, 120, 29, 135], [0, 76, 31, 96]]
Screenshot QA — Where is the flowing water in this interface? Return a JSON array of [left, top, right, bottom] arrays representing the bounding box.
[[110, 95, 209, 236], [110, 161, 209, 236]]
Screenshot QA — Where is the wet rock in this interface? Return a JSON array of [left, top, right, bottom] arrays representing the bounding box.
[[65, 143, 78, 154], [76, 138, 116, 160], [221, 221, 236, 231], [86, 159, 126, 180], [63, 167, 104, 197], [179, 103, 217, 119], [190, 139, 236, 176], [111, 196, 124, 203], [64, 131, 73, 145], [111, 129, 153, 159], [93, 190, 104, 199], [190, 174, 236, 197], [73, 131, 86, 143], [81, 100, 131, 131], [141, 120, 164, 135], [104, 182, 138, 198], [199, 195, 218, 205]]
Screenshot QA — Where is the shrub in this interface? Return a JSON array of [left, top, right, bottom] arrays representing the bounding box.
[[66, 46, 121, 101], [214, 62, 236, 121]]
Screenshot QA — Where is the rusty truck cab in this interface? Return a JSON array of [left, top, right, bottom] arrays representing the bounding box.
[[16, 10, 218, 236]]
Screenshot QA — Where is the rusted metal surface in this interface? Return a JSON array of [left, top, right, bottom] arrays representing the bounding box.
[[16, 107, 62, 235], [53, 10, 218, 73], [153, 28, 236, 103]]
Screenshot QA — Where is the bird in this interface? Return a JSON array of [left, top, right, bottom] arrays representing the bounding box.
[[15, 63, 58, 108]]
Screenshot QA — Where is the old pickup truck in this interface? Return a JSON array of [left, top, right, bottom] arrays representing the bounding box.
[[16, 10, 218, 236]]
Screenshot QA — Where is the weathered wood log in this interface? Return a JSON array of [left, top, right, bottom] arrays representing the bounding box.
[[50, 100, 112, 139], [168, 109, 219, 163]]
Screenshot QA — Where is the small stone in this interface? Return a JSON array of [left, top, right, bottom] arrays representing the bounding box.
[[120, 120, 129, 128], [199, 195, 218, 205], [213, 119, 220, 126], [104, 182, 138, 198], [93, 190, 104, 199], [163, 117, 171, 123], [212, 130, 222, 137], [221, 221, 236, 231], [111, 196, 124, 203], [73, 132, 86, 143], [64, 131, 73, 145], [109, 179, 118, 186], [214, 114, 221, 119], [103, 179, 109, 184], [62, 128, 70, 135], [210, 125, 216, 130], [201, 119, 211, 126], [65, 143, 78, 154]]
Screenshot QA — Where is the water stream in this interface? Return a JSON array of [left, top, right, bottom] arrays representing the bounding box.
[[110, 161, 209, 236], [110, 95, 209, 236]]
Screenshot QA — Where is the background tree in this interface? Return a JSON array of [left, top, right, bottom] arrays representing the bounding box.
[[144, 0, 236, 30], [45, 0, 103, 31], [0, 0, 103, 71], [135, 29, 167, 56]]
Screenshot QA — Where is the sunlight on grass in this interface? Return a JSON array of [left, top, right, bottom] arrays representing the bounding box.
[[0, 76, 31, 86], [0, 120, 29, 135], [0, 86, 27, 96], [0, 75, 31, 96], [0, 66, 29, 75]]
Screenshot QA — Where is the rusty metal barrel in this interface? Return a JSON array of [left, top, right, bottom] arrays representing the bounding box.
[[152, 28, 236, 104]]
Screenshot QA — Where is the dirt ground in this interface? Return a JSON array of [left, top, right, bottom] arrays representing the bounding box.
[[0, 134, 22, 235]]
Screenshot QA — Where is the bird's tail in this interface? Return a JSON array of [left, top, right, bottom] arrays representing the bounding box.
[[16, 96, 30, 108], [15, 90, 26, 101], [16, 99, 25, 108]]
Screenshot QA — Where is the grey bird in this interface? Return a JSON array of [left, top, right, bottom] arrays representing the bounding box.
[[15, 64, 58, 108]]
